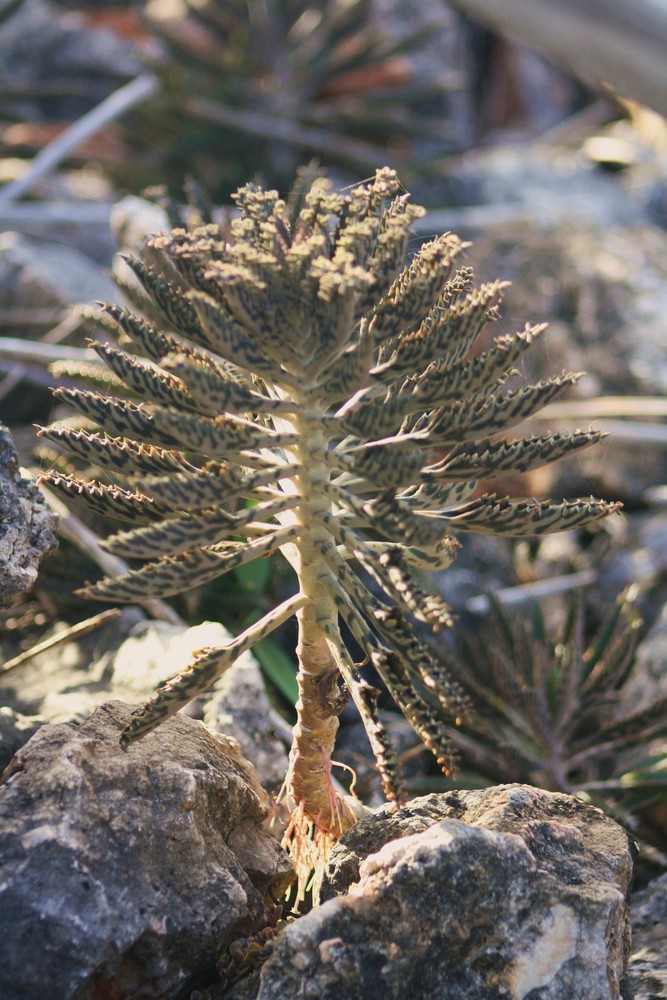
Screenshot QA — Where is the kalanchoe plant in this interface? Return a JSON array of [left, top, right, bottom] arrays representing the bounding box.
[[39, 168, 619, 844], [441, 591, 667, 863], [114, 0, 457, 199]]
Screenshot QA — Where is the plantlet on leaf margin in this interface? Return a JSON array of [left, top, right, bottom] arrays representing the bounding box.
[[39, 167, 619, 850]]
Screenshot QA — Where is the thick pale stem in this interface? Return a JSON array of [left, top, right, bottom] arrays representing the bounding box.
[[286, 419, 363, 835]]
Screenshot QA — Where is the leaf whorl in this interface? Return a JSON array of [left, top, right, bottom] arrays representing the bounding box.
[[41, 167, 618, 796]]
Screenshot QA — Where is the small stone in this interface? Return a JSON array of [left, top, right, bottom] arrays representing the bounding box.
[[0, 231, 117, 309]]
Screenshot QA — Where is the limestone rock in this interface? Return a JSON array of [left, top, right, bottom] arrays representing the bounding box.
[[0, 231, 117, 310], [203, 653, 291, 794], [238, 786, 633, 1000], [0, 613, 230, 722], [0, 613, 289, 793], [0, 701, 292, 1000], [0, 706, 43, 772], [0, 423, 57, 608], [628, 872, 667, 999]]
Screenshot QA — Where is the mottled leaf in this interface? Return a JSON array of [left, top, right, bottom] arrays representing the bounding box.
[[442, 494, 622, 535], [36, 427, 185, 476], [39, 473, 170, 522], [79, 523, 302, 601]]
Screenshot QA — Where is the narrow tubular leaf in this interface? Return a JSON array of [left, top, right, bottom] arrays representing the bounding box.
[[425, 372, 583, 446], [337, 389, 419, 439], [423, 429, 603, 479], [140, 407, 300, 457], [191, 291, 296, 383], [51, 388, 185, 449], [398, 480, 478, 511], [442, 495, 622, 535], [329, 441, 425, 489], [78, 523, 303, 600], [52, 386, 294, 462], [88, 340, 202, 413], [316, 322, 374, 403], [124, 255, 204, 341], [373, 607, 469, 720], [373, 279, 508, 376], [162, 352, 298, 415], [371, 234, 465, 345], [132, 463, 294, 510], [39, 473, 170, 522], [370, 646, 460, 776], [36, 427, 186, 476], [99, 303, 211, 368], [321, 619, 405, 804], [103, 494, 300, 558], [120, 593, 307, 746], [318, 511, 453, 632], [407, 323, 547, 409]]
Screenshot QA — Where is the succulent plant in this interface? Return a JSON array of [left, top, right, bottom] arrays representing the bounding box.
[[39, 167, 618, 846], [441, 590, 667, 859], [114, 0, 458, 199]]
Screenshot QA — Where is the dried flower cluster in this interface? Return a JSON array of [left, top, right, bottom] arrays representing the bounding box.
[[40, 168, 618, 837]]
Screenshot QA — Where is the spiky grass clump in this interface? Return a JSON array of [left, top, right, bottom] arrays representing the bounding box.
[[114, 0, 456, 199], [443, 591, 667, 863], [40, 167, 618, 840]]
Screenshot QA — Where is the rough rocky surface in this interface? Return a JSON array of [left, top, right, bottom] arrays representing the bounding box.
[[0, 423, 57, 608], [0, 613, 290, 794], [0, 612, 228, 722], [628, 872, 667, 998], [233, 786, 633, 1000], [0, 231, 117, 309], [463, 216, 667, 508], [203, 653, 291, 795], [0, 700, 292, 1000], [0, 0, 140, 121], [0, 706, 43, 773]]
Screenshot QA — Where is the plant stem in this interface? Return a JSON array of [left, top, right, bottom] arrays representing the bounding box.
[[286, 418, 362, 835]]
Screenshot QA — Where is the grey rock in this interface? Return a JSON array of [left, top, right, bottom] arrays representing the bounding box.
[[0, 613, 227, 723], [237, 786, 632, 1000], [106, 617, 233, 705], [0, 202, 115, 267], [628, 872, 667, 999], [429, 146, 646, 231], [0, 706, 44, 772], [0, 700, 292, 1000], [203, 652, 291, 795], [462, 217, 667, 506], [110, 195, 171, 254], [0, 423, 57, 608], [0, 231, 117, 309], [0, 614, 292, 799]]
